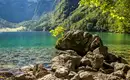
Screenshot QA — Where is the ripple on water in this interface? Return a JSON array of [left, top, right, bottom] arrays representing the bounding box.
[[0, 47, 56, 69]]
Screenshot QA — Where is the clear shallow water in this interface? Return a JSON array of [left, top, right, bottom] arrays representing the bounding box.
[[0, 31, 130, 68], [91, 32, 130, 62], [0, 32, 57, 69], [91, 32, 130, 46]]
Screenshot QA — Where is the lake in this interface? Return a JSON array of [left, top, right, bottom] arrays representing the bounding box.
[[0, 31, 130, 68]]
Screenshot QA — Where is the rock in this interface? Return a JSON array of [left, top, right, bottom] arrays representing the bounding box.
[[21, 65, 34, 73], [126, 70, 130, 80], [0, 71, 13, 77], [56, 30, 95, 56], [91, 53, 104, 69], [86, 66, 97, 72], [93, 72, 108, 80], [51, 50, 81, 71], [79, 71, 94, 80], [105, 53, 118, 63], [107, 74, 123, 80], [15, 73, 36, 80], [80, 51, 92, 66], [33, 64, 49, 79], [114, 62, 130, 73], [99, 68, 114, 74], [114, 62, 124, 71], [117, 56, 128, 64], [77, 66, 86, 71], [68, 71, 77, 78], [37, 74, 56, 80], [90, 34, 103, 51], [55, 66, 69, 78], [112, 70, 124, 78], [93, 46, 108, 56], [81, 50, 104, 70], [70, 74, 80, 80]]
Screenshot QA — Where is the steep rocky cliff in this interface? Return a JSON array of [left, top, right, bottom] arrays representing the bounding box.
[[0, 0, 55, 23]]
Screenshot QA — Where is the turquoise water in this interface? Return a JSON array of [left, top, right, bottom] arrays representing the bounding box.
[[0, 31, 130, 68], [0, 32, 130, 48], [0, 32, 57, 68], [91, 32, 130, 46], [0, 31, 57, 48]]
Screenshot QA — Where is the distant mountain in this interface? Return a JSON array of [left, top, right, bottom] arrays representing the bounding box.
[[0, 0, 55, 23], [0, 18, 16, 28], [19, 0, 80, 31]]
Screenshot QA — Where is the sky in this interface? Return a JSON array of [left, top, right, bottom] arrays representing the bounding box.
[[28, 0, 38, 2]]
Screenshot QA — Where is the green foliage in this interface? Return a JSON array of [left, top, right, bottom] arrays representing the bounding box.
[[50, 26, 65, 37], [79, 0, 130, 33], [18, 0, 130, 33]]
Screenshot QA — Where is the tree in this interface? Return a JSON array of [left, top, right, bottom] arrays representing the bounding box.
[[79, 0, 130, 33]]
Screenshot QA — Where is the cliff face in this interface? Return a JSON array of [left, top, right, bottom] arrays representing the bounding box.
[[0, 18, 16, 28], [32, 0, 56, 20], [0, 0, 55, 23]]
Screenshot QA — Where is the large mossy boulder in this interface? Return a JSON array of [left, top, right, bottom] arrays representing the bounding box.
[[55, 30, 103, 56]]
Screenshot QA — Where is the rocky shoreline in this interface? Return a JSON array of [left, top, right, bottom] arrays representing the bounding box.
[[1, 30, 130, 80]]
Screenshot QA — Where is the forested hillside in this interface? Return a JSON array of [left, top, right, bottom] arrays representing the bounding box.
[[19, 0, 130, 33]]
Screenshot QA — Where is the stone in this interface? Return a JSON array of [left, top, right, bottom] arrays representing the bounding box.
[[113, 62, 130, 74], [99, 68, 114, 74], [114, 62, 125, 71], [51, 50, 81, 71], [36, 64, 49, 78], [15, 73, 36, 80], [90, 34, 103, 51], [55, 66, 69, 78], [32, 64, 49, 79], [80, 52, 92, 66], [93, 72, 108, 80], [21, 65, 34, 73], [117, 56, 128, 64], [105, 53, 118, 63], [93, 46, 108, 56], [0, 71, 13, 77], [55, 30, 101, 56], [79, 71, 94, 80], [126, 70, 130, 80], [91, 53, 104, 69], [107, 74, 123, 80], [112, 70, 124, 78], [70, 74, 80, 80], [37, 74, 56, 80], [68, 71, 77, 78]]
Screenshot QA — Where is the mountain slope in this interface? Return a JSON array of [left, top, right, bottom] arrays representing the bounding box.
[[0, 18, 16, 28], [19, 0, 80, 31], [18, 0, 130, 33], [0, 0, 55, 23]]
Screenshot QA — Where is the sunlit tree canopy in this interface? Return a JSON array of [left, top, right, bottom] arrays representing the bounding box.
[[79, 0, 130, 33]]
